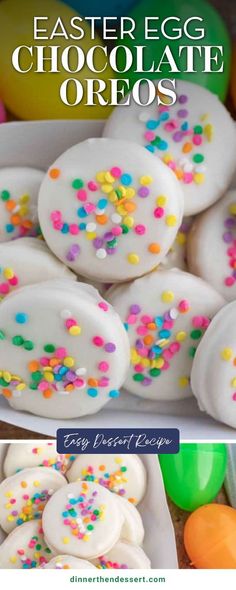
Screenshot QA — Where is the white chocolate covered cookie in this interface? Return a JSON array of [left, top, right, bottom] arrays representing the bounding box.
[[103, 81, 236, 216], [187, 190, 236, 301], [42, 555, 96, 569], [0, 237, 75, 300], [108, 269, 224, 401], [0, 167, 44, 241], [191, 301, 236, 429], [160, 217, 192, 271], [116, 496, 144, 546], [0, 467, 66, 533], [0, 520, 54, 568], [38, 138, 184, 282], [0, 444, 8, 482], [0, 527, 6, 546], [0, 280, 129, 418], [42, 481, 124, 559], [92, 540, 151, 569], [4, 442, 76, 477], [67, 454, 146, 505]]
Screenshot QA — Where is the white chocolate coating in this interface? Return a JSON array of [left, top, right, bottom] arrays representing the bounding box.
[[0, 466, 66, 533], [38, 138, 184, 282], [92, 540, 151, 569], [108, 269, 224, 401], [187, 190, 236, 301], [0, 527, 6, 546], [191, 301, 236, 429], [0, 167, 44, 242], [160, 217, 192, 271], [0, 279, 130, 418], [103, 81, 236, 216], [0, 520, 54, 568], [67, 454, 146, 505], [0, 444, 8, 482], [4, 442, 75, 477], [0, 237, 75, 300], [42, 555, 96, 569], [42, 481, 124, 560], [116, 496, 144, 546]]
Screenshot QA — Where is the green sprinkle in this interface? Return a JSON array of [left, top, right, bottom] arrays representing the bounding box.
[[44, 344, 56, 353], [121, 224, 129, 234], [0, 377, 8, 386], [133, 373, 144, 381], [12, 335, 24, 346], [29, 383, 38, 390], [151, 136, 161, 146], [193, 153, 204, 163], [107, 238, 117, 248], [93, 509, 99, 516], [87, 524, 94, 531], [149, 368, 161, 377], [31, 371, 43, 382], [194, 125, 203, 134], [0, 330, 5, 340], [115, 189, 123, 200], [23, 340, 34, 350], [72, 178, 84, 189], [190, 329, 202, 340], [121, 466, 127, 472], [1, 190, 10, 201], [36, 544, 42, 550], [189, 346, 196, 358]]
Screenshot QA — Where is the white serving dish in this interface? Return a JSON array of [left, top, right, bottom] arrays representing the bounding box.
[[0, 120, 235, 440], [0, 446, 178, 569]]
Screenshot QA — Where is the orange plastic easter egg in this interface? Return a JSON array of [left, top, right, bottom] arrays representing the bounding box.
[[184, 504, 236, 568]]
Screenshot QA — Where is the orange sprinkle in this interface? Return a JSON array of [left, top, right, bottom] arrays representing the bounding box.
[[148, 242, 161, 254], [88, 378, 98, 387], [143, 335, 154, 346], [6, 199, 16, 212], [182, 142, 193, 153], [49, 358, 59, 367], [28, 361, 40, 372], [22, 220, 33, 229], [65, 384, 74, 391], [49, 168, 60, 179], [2, 388, 12, 398], [21, 481, 27, 488], [43, 389, 53, 399], [96, 214, 108, 225], [99, 465, 106, 471], [82, 482, 88, 490], [147, 322, 156, 331], [175, 168, 184, 180], [11, 214, 21, 225], [128, 497, 136, 504], [234, 358, 236, 366], [124, 201, 136, 212]]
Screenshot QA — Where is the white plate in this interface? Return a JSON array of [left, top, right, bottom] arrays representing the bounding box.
[[0, 446, 178, 569], [0, 120, 235, 440]]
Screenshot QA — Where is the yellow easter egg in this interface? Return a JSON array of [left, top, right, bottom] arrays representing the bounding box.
[[0, 0, 113, 119]]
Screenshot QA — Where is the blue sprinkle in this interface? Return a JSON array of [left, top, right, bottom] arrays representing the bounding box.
[[109, 389, 120, 399], [124, 322, 129, 331], [155, 316, 163, 327], [146, 119, 159, 130], [145, 145, 155, 153], [5, 224, 14, 233], [152, 345, 162, 354], [159, 329, 171, 338], [17, 518, 23, 525], [121, 173, 132, 186], [59, 366, 68, 375], [159, 112, 170, 121], [97, 198, 108, 209], [181, 122, 189, 131], [77, 207, 88, 218], [87, 388, 98, 397], [62, 223, 69, 233], [79, 222, 86, 230], [69, 498, 77, 505], [15, 312, 28, 324], [157, 140, 168, 151], [62, 511, 69, 517], [54, 374, 63, 381]]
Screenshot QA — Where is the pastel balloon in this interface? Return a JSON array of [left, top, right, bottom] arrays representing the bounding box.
[[184, 504, 236, 568], [0, 0, 113, 120], [117, 0, 231, 101], [62, 0, 138, 17], [159, 443, 227, 511], [0, 100, 6, 123]]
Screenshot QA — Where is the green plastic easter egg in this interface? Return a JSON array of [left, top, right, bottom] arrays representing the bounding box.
[[0, 0, 113, 120], [159, 443, 227, 511], [116, 0, 231, 101]]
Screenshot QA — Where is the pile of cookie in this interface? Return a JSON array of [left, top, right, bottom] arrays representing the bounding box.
[[0, 443, 150, 569], [0, 80, 236, 428]]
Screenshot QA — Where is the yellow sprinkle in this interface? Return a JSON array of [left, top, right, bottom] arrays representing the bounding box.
[[69, 325, 81, 336], [176, 331, 187, 342], [3, 371, 11, 383], [104, 171, 115, 183], [179, 376, 189, 388], [231, 378, 236, 387], [163, 153, 173, 164], [126, 188, 135, 199], [5, 491, 13, 498], [204, 123, 213, 141], [101, 183, 113, 194], [83, 535, 89, 541], [10, 556, 17, 564], [221, 348, 233, 361], [229, 203, 236, 216], [166, 215, 177, 227], [140, 358, 150, 368], [127, 253, 140, 265], [130, 348, 140, 364], [161, 290, 174, 303], [156, 195, 167, 206], [200, 113, 209, 122], [194, 173, 205, 185], [5, 503, 11, 509], [154, 358, 165, 369], [7, 515, 15, 522], [19, 205, 28, 216], [96, 171, 106, 183], [44, 372, 54, 383], [115, 457, 122, 464], [86, 231, 96, 240], [3, 267, 14, 280], [176, 232, 186, 246], [123, 216, 134, 228], [64, 357, 75, 368], [63, 537, 70, 544], [116, 205, 126, 216], [16, 383, 26, 391], [19, 194, 29, 204], [44, 366, 52, 372], [140, 175, 153, 186], [33, 480, 39, 487], [109, 191, 118, 203], [118, 185, 126, 197]]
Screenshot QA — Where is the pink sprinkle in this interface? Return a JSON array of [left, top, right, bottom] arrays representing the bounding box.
[[56, 347, 67, 358], [154, 207, 164, 218], [183, 172, 193, 184], [74, 378, 85, 388], [99, 377, 109, 387], [0, 283, 9, 294], [170, 341, 181, 354], [137, 326, 148, 336], [159, 105, 169, 113], [40, 357, 49, 366], [76, 189, 87, 202], [98, 361, 109, 372], [232, 393, 236, 401], [111, 167, 121, 178], [164, 120, 178, 132], [69, 224, 79, 235], [10, 498, 16, 503], [65, 318, 76, 328], [84, 202, 96, 214], [93, 336, 104, 347], [145, 131, 155, 142], [9, 276, 18, 286], [193, 135, 202, 146], [50, 210, 61, 222], [162, 360, 170, 370], [53, 221, 63, 230], [192, 316, 204, 328], [141, 315, 153, 324], [127, 314, 137, 325], [38, 381, 48, 391], [135, 224, 146, 235], [178, 299, 190, 313], [112, 226, 122, 236], [162, 349, 173, 361], [163, 320, 174, 330], [134, 364, 144, 372], [168, 161, 177, 170], [225, 277, 235, 286], [64, 519, 70, 525], [139, 347, 148, 358], [88, 181, 98, 191], [98, 301, 109, 311]]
